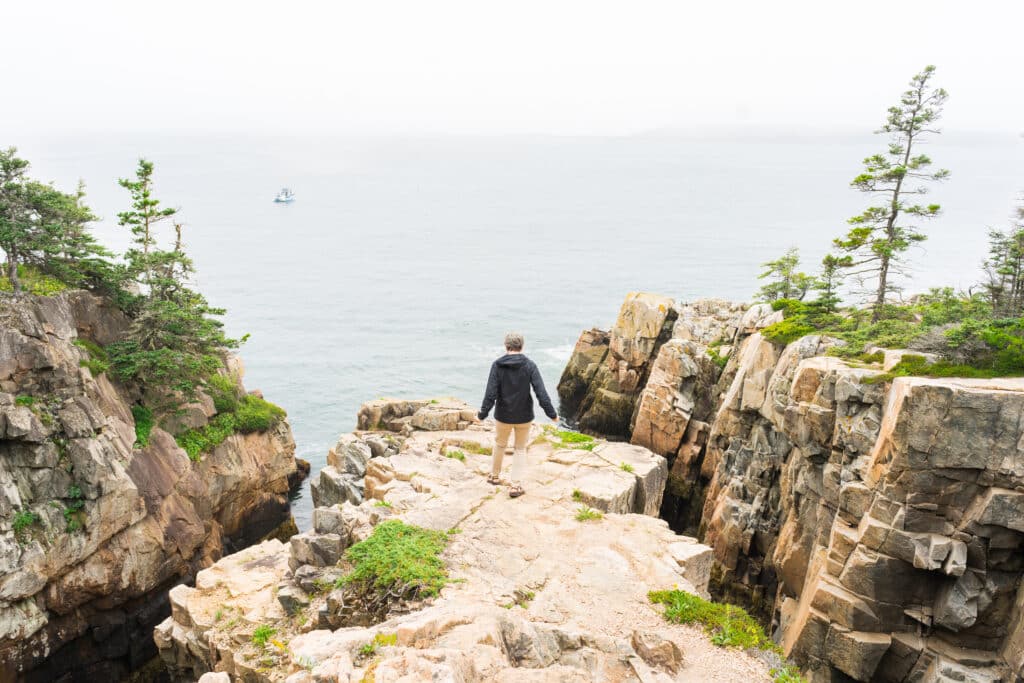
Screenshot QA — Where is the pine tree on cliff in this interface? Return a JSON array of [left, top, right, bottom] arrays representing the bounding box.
[[982, 201, 1024, 318], [0, 148, 34, 292], [757, 247, 813, 301], [118, 159, 177, 289], [833, 65, 949, 321], [814, 253, 852, 314], [109, 160, 240, 404], [0, 147, 112, 293]]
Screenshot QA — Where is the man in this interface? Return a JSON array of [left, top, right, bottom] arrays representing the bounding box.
[[478, 332, 558, 498]]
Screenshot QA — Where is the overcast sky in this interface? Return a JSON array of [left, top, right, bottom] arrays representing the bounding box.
[[4, 0, 1023, 136]]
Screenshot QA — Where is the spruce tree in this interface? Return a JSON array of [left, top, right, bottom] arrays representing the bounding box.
[[118, 159, 177, 288], [833, 66, 949, 321], [982, 202, 1024, 318], [757, 247, 813, 302], [814, 254, 852, 314]]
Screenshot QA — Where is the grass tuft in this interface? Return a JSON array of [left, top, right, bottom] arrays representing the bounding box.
[[620, 462, 635, 473], [649, 590, 779, 652], [132, 405, 154, 448], [445, 448, 466, 462], [251, 624, 276, 649], [574, 505, 603, 522]]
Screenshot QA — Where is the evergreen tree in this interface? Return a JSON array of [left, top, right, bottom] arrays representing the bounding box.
[[0, 148, 33, 292], [982, 202, 1024, 318], [118, 159, 177, 288], [833, 66, 949, 321], [814, 253, 852, 314], [757, 247, 813, 302], [109, 160, 241, 403]]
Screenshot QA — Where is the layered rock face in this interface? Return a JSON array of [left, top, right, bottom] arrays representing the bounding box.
[[560, 293, 1024, 682], [0, 292, 299, 682], [154, 399, 772, 682]]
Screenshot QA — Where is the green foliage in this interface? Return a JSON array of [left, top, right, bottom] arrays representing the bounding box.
[[983, 205, 1024, 317], [554, 430, 593, 444], [74, 337, 110, 375], [619, 462, 634, 473], [205, 373, 240, 413], [771, 665, 808, 683], [176, 413, 236, 461], [63, 484, 85, 533], [14, 395, 34, 407], [757, 247, 814, 302], [574, 505, 603, 522], [131, 405, 154, 448], [12, 508, 40, 541], [251, 624, 276, 649], [373, 500, 393, 508], [233, 395, 287, 433], [358, 633, 398, 658], [761, 318, 815, 346], [706, 346, 729, 369], [832, 66, 949, 316], [649, 590, 779, 652], [0, 264, 70, 296], [337, 520, 450, 599], [444, 448, 466, 462], [571, 489, 583, 502]]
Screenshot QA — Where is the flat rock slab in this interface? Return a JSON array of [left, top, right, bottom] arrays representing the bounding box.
[[155, 422, 773, 682]]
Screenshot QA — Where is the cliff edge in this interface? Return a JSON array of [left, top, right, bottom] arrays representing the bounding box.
[[0, 291, 299, 682], [559, 292, 1024, 682]]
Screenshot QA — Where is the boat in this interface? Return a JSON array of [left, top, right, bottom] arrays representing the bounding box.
[[273, 188, 295, 203]]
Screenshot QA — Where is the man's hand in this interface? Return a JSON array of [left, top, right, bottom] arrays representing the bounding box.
[[551, 416, 559, 425]]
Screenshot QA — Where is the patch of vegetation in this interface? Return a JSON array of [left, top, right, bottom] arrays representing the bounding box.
[[761, 318, 816, 346], [131, 405, 154, 448], [619, 462, 635, 473], [649, 590, 778, 652], [574, 505, 603, 522], [444, 448, 466, 462], [571, 489, 583, 502], [74, 338, 110, 375], [862, 353, 1004, 384], [706, 346, 729, 370], [771, 665, 808, 683], [175, 395, 286, 461], [373, 500, 393, 508], [14, 395, 35, 408], [358, 632, 398, 658], [12, 508, 40, 541], [554, 430, 594, 444], [456, 441, 491, 456], [205, 373, 240, 413], [62, 484, 86, 532], [0, 264, 70, 296], [335, 520, 450, 599], [251, 624, 276, 649]]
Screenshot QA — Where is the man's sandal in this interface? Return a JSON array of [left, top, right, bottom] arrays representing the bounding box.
[[487, 474, 501, 485], [509, 485, 525, 498]]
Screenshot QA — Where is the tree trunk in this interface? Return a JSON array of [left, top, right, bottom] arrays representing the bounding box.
[[872, 257, 889, 321], [7, 248, 20, 294]]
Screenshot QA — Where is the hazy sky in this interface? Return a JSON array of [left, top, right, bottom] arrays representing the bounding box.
[[5, 0, 1023, 136]]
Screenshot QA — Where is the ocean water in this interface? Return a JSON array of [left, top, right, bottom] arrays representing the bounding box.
[[16, 130, 1023, 528]]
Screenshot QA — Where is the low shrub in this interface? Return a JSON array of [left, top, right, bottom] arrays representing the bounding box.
[[175, 395, 286, 460], [336, 520, 450, 599], [131, 405, 154, 448], [205, 373, 240, 413], [233, 395, 286, 433], [0, 264, 70, 296], [251, 624, 276, 649], [12, 508, 39, 541], [575, 505, 602, 522]]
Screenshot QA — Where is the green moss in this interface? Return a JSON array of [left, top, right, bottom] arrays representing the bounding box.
[[14, 395, 35, 408], [131, 405, 154, 448], [444, 449, 466, 462], [554, 430, 594, 444], [707, 347, 729, 369], [373, 500, 393, 508], [571, 489, 583, 502], [358, 633, 398, 658], [336, 520, 450, 599], [619, 462, 635, 473], [648, 590, 779, 652], [62, 484, 86, 533], [574, 505, 603, 522]]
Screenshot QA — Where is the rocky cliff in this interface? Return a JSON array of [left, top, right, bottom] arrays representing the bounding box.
[[0, 292, 300, 683], [559, 292, 1024, 682], [154, 399, 773, 682]]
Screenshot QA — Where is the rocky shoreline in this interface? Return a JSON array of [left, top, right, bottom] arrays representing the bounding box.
[[0, 292, 302, 682]]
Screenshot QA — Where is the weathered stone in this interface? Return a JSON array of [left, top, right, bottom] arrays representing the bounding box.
[[289, 531, 344, 569], [277, 582, 311, 615], [825, 626, 892, 681], [309, 466, 363, 507], [631, 630, 684, 673]]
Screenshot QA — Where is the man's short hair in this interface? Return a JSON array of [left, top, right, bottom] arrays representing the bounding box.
[[504, 332, 524, 352]]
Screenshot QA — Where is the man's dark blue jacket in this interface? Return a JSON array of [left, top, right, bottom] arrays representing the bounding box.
[[478, 353, 558, 424]]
